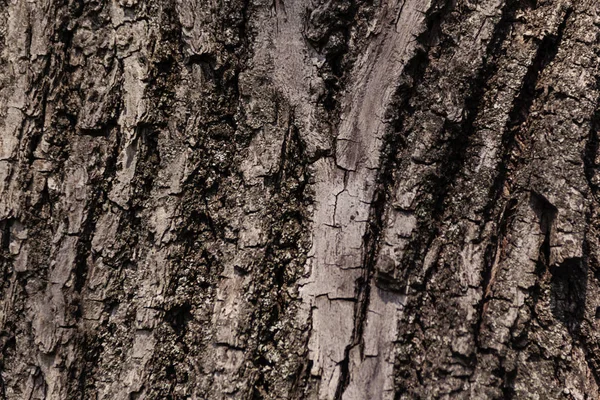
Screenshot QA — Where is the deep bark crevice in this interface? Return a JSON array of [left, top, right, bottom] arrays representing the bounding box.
[[334, 0, 462, 396], [471, 2, 572, 375], [2, 0, 600, 398], [334, 37, 437, 400], [485, 4, 572, 216]]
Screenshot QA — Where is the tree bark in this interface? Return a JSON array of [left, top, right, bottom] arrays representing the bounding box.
[[1, 0, 600, 398]]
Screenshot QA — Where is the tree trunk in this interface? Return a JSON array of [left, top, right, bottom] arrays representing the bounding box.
[[1, 0, 600, 398]]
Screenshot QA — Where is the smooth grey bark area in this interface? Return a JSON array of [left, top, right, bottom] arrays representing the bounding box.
[[2, 0, 600, 398]]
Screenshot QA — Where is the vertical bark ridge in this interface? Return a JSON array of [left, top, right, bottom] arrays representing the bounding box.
[[473, 1, 600, 397], [298, 0, 433, 398], [2, 0, 600, 399], [334, 1, 454, 396], [477, 1, 572, 343], [386, 0, 578, 398]]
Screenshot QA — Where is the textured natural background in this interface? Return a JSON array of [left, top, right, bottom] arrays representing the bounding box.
[[1, 0, 600, 398]]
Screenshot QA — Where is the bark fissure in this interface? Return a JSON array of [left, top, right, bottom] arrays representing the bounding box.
[[473, 0, 572, 365], [3, 0, 600, 398], [331, 0, 457, 395], [486, 5, 572, 210]]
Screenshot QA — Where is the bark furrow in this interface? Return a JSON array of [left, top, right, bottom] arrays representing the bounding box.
[[2, 0, 600, 399]]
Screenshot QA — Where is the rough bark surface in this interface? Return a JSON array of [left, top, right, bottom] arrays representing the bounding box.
[[2, 0, 600, 398]]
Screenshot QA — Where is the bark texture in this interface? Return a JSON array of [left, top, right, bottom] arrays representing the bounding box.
[[1, 0, 600, 398]]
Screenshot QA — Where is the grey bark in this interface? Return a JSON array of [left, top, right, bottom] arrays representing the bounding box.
[[1, 0, 600, 399]]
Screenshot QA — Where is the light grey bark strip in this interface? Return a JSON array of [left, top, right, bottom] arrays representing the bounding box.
[[298, 0, 430, 398]]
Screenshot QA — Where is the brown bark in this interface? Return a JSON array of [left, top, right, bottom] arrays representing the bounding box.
[[1, 0, 600, 398]]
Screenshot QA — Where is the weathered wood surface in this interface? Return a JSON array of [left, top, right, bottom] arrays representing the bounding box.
[[2, 0, 600, 398]]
